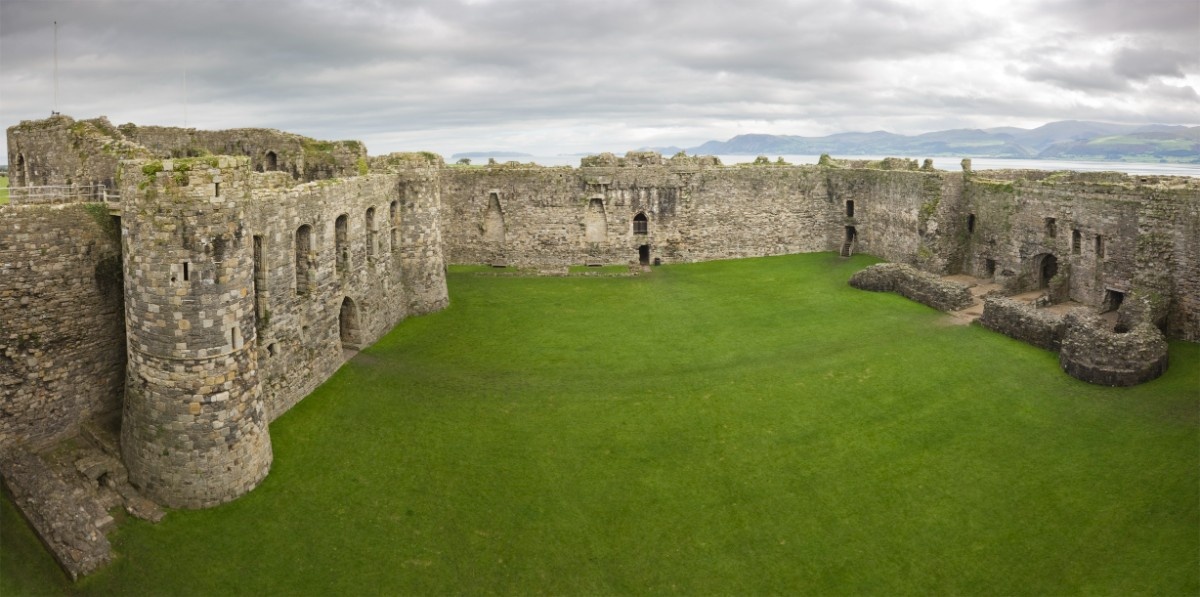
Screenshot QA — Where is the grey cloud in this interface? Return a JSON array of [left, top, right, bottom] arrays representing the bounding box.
[[1, 0, 1197, 159], [1112, 46, 1196, 81]]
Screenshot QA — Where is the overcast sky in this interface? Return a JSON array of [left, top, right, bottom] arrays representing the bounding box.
[[2, 0, 1197, 159]]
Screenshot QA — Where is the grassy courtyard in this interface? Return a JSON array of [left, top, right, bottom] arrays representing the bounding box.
[[3, 253, 1197, 595]]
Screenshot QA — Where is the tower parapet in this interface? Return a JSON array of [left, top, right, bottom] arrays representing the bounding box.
[[119, 156, 272, 508]]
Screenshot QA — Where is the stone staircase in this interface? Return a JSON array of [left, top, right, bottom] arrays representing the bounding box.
[[839, 241, 853, 257], [944, 275, 1001, 325]]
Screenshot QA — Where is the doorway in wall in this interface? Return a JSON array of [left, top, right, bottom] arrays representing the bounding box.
[[339, 296, 361, 353], [638, 245, 650, 265]]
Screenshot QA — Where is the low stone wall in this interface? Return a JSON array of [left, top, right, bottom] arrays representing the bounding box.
[[0, 449, 112, 579], [978, 296, 1067, 351], [849, 263, 974, 312], [1059, 314, 1170, 386]]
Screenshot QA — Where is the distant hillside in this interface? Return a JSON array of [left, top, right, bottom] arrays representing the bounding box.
[[675, 121, 1200, 163], [451, 151, 532, 160]]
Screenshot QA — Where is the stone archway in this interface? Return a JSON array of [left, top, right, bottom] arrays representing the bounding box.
[[339, 296, 361, 351], [1034, 253, 1058, 289]]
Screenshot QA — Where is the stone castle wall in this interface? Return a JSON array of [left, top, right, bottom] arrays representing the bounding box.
[[124, 124, 366, 182], [5, 115, 364, 198], [438, 158, 1199, 341], [111, 154, 447, 505], [119, 156, 273, 508], [6, 115, 152, 193], [0, 203, 127, 449], [439, 161, 960, 268], [2, 114, 1198, 510]]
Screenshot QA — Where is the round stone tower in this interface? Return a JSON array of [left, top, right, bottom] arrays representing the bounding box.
[[119, 156, 272, 509]]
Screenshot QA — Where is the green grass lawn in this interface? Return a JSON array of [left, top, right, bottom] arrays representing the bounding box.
[[4, 254, 1198, 595]]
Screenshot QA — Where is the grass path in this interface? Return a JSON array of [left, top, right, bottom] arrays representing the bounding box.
[[4, 253, 1197, 595]]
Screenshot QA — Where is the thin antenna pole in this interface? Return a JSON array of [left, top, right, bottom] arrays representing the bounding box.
[[53, 21, 58, 113]]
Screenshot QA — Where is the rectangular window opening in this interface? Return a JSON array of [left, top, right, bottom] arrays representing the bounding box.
[[215, 182, 221, 197], [1095, 235, 1105, 258], [1071, 229, 1081, 255], [1045, 217, 1057, 239], [183, 261, 190, 281]]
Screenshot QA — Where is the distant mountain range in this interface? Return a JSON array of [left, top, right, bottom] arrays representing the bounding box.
[[650, 121, 1200, 163], [450, 151, 532, 160]]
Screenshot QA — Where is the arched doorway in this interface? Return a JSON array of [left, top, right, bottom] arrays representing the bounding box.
[[1034, 253, 1058, 288], [265, 151, 278, 171], [339, 297, 361, 351]]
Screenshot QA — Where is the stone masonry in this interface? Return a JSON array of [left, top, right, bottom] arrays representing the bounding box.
[[2, 115, 1198, 515]]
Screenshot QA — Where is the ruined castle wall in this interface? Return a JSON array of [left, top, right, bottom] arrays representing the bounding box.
[[118, 156, 272, 508], [245, 166, 447, 418], [962, 174, 1199, 341], [672, 166, 832, 261], [1168, 188, 1200, 340], [125, 125, 366, 182], [0, 203, 126, 450], [6, 115, 150, 193], [1059, 315, 1169, 386]]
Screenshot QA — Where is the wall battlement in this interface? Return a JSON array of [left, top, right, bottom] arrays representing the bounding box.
[[2, 115, 1197, 513]]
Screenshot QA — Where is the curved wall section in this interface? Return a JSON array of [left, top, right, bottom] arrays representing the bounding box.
[[119, 157, 272, 508]]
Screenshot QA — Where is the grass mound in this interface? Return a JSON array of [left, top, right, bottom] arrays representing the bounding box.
[[5, 254, 1197, 595]]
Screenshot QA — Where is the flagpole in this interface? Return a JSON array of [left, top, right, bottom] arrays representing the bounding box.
[[53, 21, 59, 114]]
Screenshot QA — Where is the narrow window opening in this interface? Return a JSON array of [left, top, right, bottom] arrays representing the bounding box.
[[846, 200, 855, 217], [1095, 235, 1105, 258], [366, 207, 377, 260], [253, 235, 266, 331], [230, 326, 238, 349], [15, 154, 26, 187], [1045, 217, 1057, 239], [1071, 229, 1081, 255], [335, 214, 349, 274], [633, 212, 648, 235], [183, 261, 190, 282], [967, 213, 976, 233], [214, 182, 221, 197], [295, 224, 312, 294]]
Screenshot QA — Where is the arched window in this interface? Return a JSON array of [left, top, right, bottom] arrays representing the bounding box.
[[265, 151, 279, 171], [295, 224, 313, 294], [633, 212, 648, 235]]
